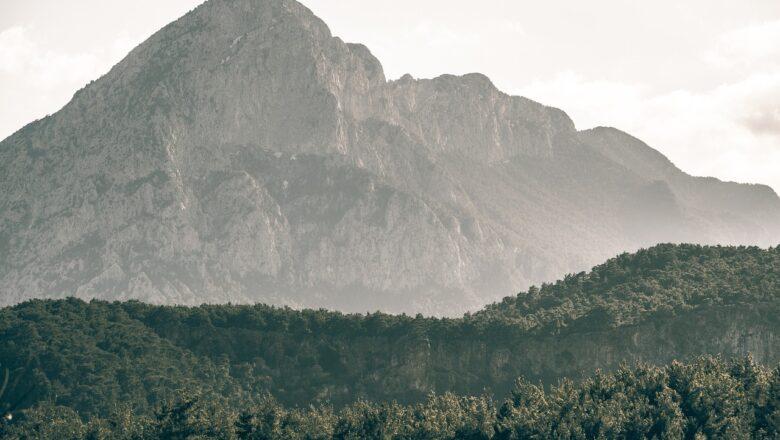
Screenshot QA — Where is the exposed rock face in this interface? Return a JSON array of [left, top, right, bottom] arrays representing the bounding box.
[[1, 0, 779, 314]]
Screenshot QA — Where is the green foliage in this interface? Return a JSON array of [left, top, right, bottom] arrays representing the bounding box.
[[154, 392, 236, 440], [0, 297, 263, 419], [2, 357, 778, 439], [0, 244, 778, 434], [477, 244, 780, 333]]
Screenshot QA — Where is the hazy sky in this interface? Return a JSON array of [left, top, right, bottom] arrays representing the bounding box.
[[2, 0, 779, 191]]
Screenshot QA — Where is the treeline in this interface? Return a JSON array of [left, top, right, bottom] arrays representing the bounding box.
[[3, 357, 779, 439], [0, 244, 778, 418]]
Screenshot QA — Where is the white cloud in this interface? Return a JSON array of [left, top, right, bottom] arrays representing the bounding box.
[[358, 18, 526, 80], [409, 18, 524, 49], [516, 72, 780, 193], [0, 25, 145, 139], [411, 20, 480, 49], [517, 72, 646, 131], [704, 20, 780, 70], [0, 26, 106, 89]]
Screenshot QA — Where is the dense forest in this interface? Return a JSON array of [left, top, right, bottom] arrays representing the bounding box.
[[0, 244, 778, 436], [477, 243, 780, 330], [2, 357, 780, 439]]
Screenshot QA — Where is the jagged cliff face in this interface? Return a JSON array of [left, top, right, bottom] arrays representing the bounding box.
[[1, 0, 779, 314]]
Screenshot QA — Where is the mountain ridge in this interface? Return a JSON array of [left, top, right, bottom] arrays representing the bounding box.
[[1, 0, 778, 314]]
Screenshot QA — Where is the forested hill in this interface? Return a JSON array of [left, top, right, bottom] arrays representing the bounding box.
[[1, 244, 778, 419], [475, 243, 780, 332]]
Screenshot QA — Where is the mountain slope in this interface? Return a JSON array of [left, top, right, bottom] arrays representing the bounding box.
[[1, 0, 778, 314]]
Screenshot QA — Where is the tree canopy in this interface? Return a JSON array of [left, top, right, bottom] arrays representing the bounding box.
[[0, 244, 778, 437], [3, 357, 780, 439]]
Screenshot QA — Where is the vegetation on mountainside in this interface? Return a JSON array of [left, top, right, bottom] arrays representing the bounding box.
[[0, 244, 777, 429], [476, 243, 780, 332], [2, 357, 780, 439]]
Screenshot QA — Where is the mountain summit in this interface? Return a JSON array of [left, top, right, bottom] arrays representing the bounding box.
[[1, 0, 778, 314]]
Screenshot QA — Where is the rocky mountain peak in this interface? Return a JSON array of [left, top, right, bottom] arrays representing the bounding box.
[[0, 0, 777, 315]]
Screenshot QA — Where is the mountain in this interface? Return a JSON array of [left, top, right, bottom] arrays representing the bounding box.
[[1, 0, 778, 315], [1, 244, 778, 417]]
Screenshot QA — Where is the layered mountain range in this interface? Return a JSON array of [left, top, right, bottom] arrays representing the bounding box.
[[1, 0, 778, 314]]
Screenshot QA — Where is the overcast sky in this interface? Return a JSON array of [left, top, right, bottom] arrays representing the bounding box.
[[2, 0, 779, 192]]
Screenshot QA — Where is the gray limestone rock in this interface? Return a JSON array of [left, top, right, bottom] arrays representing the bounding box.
[[1, 0, 778, 315]]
